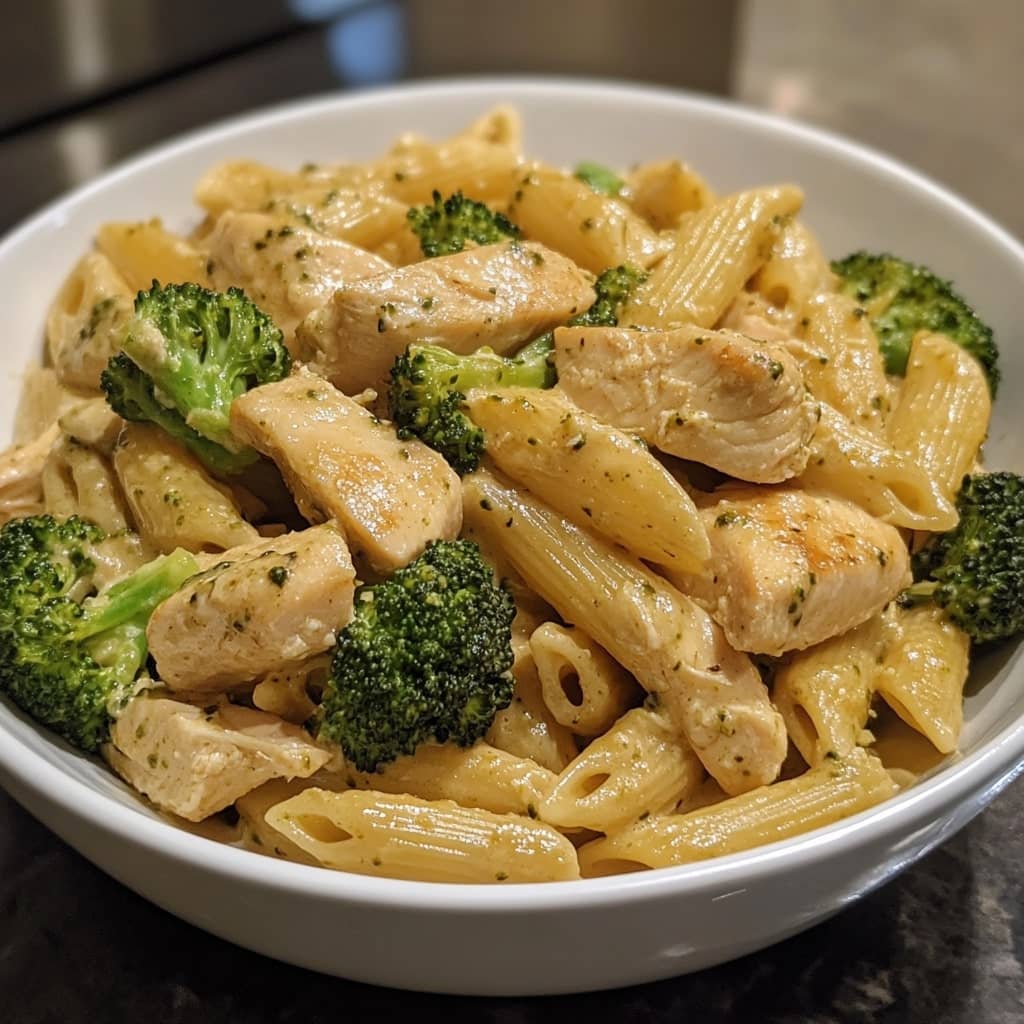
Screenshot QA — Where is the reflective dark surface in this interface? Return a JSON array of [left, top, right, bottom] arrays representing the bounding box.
[[1, 1, 1022, 1019]]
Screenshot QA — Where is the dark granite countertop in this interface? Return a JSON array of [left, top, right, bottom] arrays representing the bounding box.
[[1, 2, 1022, 1019]]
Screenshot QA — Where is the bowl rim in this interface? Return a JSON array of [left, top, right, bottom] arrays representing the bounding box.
[[2, 74, 1023, 913]]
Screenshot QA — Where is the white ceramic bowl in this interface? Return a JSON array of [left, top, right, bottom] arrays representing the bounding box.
[[1, 79, 1022, 996]]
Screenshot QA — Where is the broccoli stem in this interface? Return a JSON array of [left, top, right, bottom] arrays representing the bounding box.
[[77, 548, 199, 641], [445, 335, 556, 394], [898, 579, 937, 606]]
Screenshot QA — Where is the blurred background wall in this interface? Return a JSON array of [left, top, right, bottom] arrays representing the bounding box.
[[0, 0, 1019, 236]]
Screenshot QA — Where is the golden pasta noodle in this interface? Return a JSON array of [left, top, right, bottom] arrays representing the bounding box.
[[265, 788, 581, 882], [529, 622, 639, 736]]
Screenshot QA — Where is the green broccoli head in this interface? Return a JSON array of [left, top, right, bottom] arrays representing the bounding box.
[[831, 252, 998, 392], [386, 262, 644, 474], [407, 190, 520, 258], [101, 281, 291, 474], [0, 515, 199, 751], [574, 161, 625, 197], [570, 264, 648, 327], [388, 334, 556, 475], [904, 472, 1024, 644], [317, 539, 515, 772]]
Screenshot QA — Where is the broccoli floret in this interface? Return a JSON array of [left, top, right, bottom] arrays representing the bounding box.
[[407, 190, 520, 258], [317, 539, 515, 771], [902, 473, 1024, 644], [570, 264, 648, 327], [0, 515, 199, 751], [101, 282, 292, 474], [387, 264, 645, 473], [389, 334, 556, 475], [574, 161, 625, 196], [831, 251, 998, 392]]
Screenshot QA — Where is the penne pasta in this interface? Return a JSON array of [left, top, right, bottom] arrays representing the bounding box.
[[46, 252, 135, 391], [875, 603, 971, 754], [798, 403, 958, 531], [773, 615, 886, 766], [622, 185, 804, 329], [530, 622, 639, 736], [507, 166, 667, 273], [464, 387, 710, 571], [346, 740, 557, 817], [886, 331, 991, 502], [112, 423, 260, 554], [578, 747, 896, 874], [625, 158, 715, 230], [265, 788, 581, 882], [97, 219, 211, 292], [791, 292, 891, 433], [462, 469, 787, 795], [539, 706, 704, 833], [486, 625, 579, 774]]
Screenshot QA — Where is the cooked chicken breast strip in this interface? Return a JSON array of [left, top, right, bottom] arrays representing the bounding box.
[[294, 240, 595, 394], [230, 369, 461, 573], [105, 697, 330, 822], [205, 211, 391, 343], [664, 486, 911, 656], [554, 324, 819, 483], [148, 523, 356, 691]]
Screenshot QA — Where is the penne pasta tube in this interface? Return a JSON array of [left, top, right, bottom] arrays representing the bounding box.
[[539, 707, 704, 833], [530, 622, 639, 736], [623, 185, 804, 329], [874, 604, 971, 754], [486, 622, 579, 773], [798, 403, 957, 531], [773, 615, 886, 766], [462, 469, 787, 795], [112, 423, 260, 555], [41, 437, 130, 534], [886, 331, 991, 503], [464, 387, 710, 571], [792, 292, 890, 433], [347, 741, 557, 817], [265, 788, 581, 882], [507, 165, 667, 274], [578, 747, 896, 874], [625, 158, 715, 230], [97, 219, 211, 292]]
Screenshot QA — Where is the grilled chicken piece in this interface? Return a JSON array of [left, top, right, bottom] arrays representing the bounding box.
[[294, 240, 595, 394], [554, 324, 819, 483], [230, 369, 461, 573], [105, 697, 331, 822], [664, 487, 911, 656], [205, 211, 391, 343], [148, 523, 356, 691]]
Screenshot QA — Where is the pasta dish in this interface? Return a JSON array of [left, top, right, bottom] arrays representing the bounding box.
[[0, 106, 1019, 884]]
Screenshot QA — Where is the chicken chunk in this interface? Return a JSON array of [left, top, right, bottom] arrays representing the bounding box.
[[230, 369, 461, 573], [663, 487, 911, 656], [294, 240, 595, 394], [148, 523, 356, 691], [205, 211, 391, 342], [105, 696, 331, 822], [554, 324, 819, 483]]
